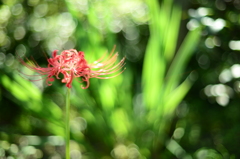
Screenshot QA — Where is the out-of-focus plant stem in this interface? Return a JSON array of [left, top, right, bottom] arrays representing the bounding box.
[[66, 88, 71, 159]]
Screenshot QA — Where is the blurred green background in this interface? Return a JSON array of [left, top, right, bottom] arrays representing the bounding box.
[[0, 0, 240, 158]]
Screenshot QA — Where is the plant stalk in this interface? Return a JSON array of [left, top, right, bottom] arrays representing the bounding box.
[[66, 88, 71, 159]]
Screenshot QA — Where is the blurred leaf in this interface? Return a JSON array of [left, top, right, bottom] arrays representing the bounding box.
[[163, 76, 193, 116], [1, 74, 64, 135], [142, 0, 201, 154], [164, 6, 182, 62], [165, 28, 201, 95], [142, 29, 165, 110], [111, 108, 130, 137], [1, 74, 30, 102]]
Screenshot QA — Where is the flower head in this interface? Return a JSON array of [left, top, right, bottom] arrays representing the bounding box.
[[18, 46, 125, 89]]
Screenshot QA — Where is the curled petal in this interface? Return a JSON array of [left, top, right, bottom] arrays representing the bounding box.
[[80, 75, 90, 89], [46, 77, 54, 86], [66, 71, 74, 88], [52, 50, 58, 58]]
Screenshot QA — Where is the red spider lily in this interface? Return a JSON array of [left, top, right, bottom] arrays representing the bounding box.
[[18, 46, 126, 89]]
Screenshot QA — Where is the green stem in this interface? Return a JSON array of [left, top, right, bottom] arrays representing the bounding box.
[[66, 88, 71, 159]]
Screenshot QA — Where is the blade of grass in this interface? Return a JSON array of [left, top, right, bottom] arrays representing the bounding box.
[[164, 6, 182, 62], [163, 75, 193, 116], [143, 0, 165, 109], [164, 27, 201, 95]]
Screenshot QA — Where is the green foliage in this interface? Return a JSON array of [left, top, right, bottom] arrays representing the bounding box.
[[1, 0, 240, 158]]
